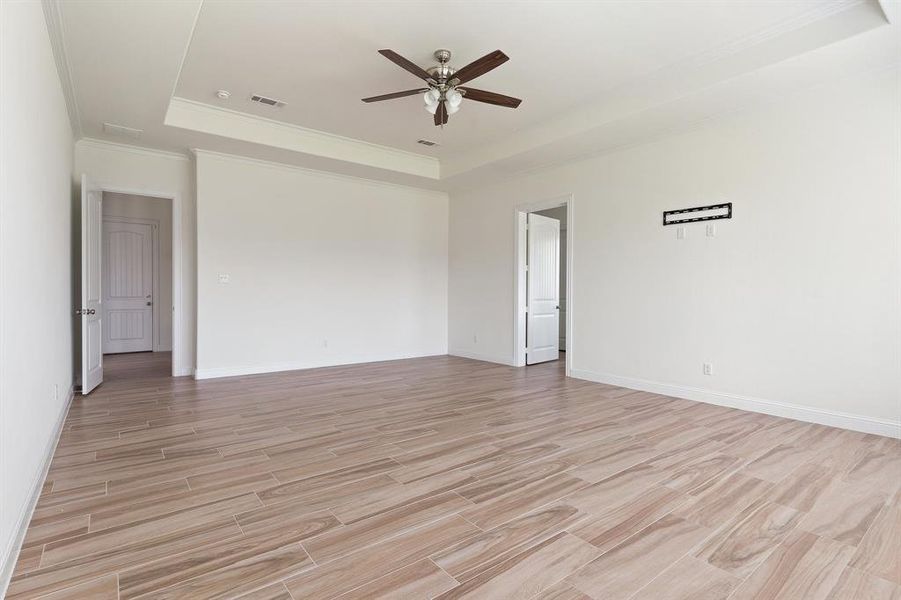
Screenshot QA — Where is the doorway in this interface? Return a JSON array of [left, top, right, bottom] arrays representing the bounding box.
[[78, 177, 184, 393], [101, 192, 173, 374], [513, 196, 573, 373]]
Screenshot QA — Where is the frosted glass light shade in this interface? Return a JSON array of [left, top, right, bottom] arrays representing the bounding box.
[[423, 89, 440, 107], [447, 89, 463, 108]]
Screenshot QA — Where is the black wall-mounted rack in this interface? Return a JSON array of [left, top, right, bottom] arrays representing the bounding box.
[[663, 202, 732, 226]]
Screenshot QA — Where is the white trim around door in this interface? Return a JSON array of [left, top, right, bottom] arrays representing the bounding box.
[[91, 184, 186, 377], [513, 194, 574, 375]]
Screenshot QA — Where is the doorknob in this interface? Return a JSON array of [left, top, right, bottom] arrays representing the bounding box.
[[146, 301, 152, 306]]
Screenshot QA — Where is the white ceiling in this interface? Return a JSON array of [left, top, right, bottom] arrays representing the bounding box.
[[54, 0, 897, 189], [176, 0, 830, 156]]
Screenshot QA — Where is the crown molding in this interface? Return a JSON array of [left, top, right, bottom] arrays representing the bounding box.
[[166, 97, 440, 180], [676, 0, 872, 70], [167, 0, 204, 102], [876, 0, 898, 23], [76, 138, 191, 161], [41, 0, 81, 138], [192, 148, 448, 198]]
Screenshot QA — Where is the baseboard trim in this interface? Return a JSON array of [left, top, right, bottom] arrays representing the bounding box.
[[0, 385, 75, 597], [194, 352, 447, 380], [448, 348, 516, 366], [570, 369, 900, 439]]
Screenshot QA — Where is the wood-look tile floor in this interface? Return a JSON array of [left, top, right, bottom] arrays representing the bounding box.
[[8, 352, 900, 599]]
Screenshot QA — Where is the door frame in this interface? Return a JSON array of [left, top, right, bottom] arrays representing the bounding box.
[[92, 184, 184, 377], [513, 194, 574, 374], [102, 216, 161, 352]]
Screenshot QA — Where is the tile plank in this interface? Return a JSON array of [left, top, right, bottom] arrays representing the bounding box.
[[285, 515, 479, 598], [850, 501, 901, 584], [629, 556, 741, 600], [432, 502, 587, 581], [567, 515, 711, 600], [729, 530, 854, 600], [336, 559, 458, 599], [694, 500, 802, 578], [434, 532, 600, 600]]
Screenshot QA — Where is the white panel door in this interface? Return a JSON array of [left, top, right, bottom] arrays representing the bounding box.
[[102, 221, 153, 354], [526, 213, 560, 365], [559, 228, 567, 351], [81, 175, 103, 393]]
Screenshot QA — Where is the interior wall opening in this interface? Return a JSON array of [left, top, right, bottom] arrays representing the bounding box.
[[100, 191, 173, 380], [513, 195, 573, 374]]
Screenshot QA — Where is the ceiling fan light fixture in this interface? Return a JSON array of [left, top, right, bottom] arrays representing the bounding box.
[[423, 88, 440, 106], [424, 102, 439, 115], [447, 89, 463, 108], [446, 102, 460, 115]]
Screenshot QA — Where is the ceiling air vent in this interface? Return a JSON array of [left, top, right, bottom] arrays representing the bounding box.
[[103, 122, 143, 139], [417, 139, 439, 147], [251, 94, 285, 107]]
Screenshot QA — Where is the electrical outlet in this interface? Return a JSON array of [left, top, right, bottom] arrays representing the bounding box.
[[676, 226, 686, 240], [217, 273, 230, 284], [706, 224, 716, 237], [703, 362, 714, 376], [473, 334, 478, 344], [323, 339, 328, 348]]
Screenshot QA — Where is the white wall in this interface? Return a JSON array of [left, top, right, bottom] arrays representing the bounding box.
[[74, 140, 195, 375], [195, 151, 448, 378], [449, 68, 900, 435], [102, 192, 174, 351], [0, 0, 75, 590]]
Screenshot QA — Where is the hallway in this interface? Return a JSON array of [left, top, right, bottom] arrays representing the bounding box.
[[103, 352, 172, 383]]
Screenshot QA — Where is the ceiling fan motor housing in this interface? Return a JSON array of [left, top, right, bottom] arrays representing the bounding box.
[[428, 49, 456, 84]]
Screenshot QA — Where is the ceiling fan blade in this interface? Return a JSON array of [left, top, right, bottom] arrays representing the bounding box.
[[452, 50, 509, 84], [434, 101, 448, 126], [362, 89, 429, 103], [378, 49, 433, 82], [459, 88, 522, 108]]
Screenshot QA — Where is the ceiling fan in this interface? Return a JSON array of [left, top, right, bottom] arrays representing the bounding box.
[[362, 49, 522, 127]]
